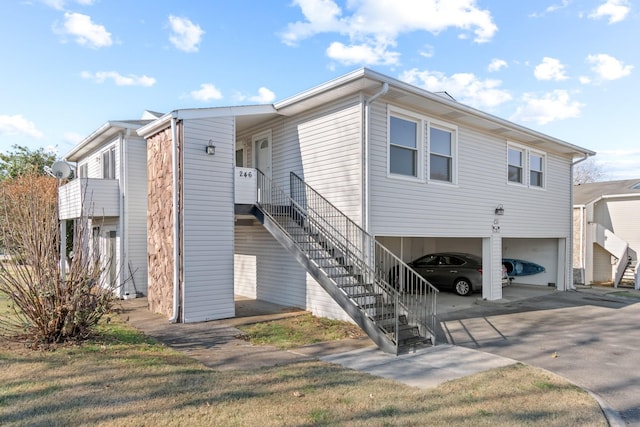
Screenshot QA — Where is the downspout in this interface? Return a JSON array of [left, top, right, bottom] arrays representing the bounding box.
[[363, 82, 388, 232], [169, 118, 180, 323], [118, 131, 126, 298], [569, 153, 591, 290]]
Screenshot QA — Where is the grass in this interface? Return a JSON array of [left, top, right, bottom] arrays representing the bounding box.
[[237, 313, 365, 348], [0, 315, 607, 427]]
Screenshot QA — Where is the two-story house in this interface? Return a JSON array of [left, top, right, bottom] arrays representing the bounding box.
[[573, 179, 640, 289], [62, 69, 594, 354], [58, 111, 163, 299]]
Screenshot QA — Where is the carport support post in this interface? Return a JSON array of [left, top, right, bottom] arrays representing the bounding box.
[[482, 235, 502, 301]]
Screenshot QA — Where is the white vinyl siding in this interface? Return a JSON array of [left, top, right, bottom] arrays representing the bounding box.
[[369, 101, 573, 239], [181, 117, 235, 322], [238, 96, 363, 223], [234, 225, 350, 320], [123, 137, 148, 296]]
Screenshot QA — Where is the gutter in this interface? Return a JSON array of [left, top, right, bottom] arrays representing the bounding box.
[[169, 118, 180, 323], [362, 82, 388, 232]]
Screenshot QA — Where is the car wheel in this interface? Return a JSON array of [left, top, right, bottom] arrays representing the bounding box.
[[454, 279, 472, 296]]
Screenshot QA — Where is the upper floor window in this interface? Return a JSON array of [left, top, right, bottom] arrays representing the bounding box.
[[78, 163, 88, 179], [508, 147, 524, 184], [530, 152, 544, 187], [389, 114, 419, 178], [429, 126, 455, 183], [236, 148, 244, 167], [507, 143, 545, 189], [102, 146, 115, 179]]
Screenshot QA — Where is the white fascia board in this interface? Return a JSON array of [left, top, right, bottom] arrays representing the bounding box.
[[64, 121, 142, 161], [137, 105, 278, 138]]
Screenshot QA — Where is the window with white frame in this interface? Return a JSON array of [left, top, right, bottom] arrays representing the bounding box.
[[429, 126, 455, 183], [102, 146, 116, 179], [507, 143, 546, 188], [235, 148, 244, 167], [507, 147, 524, 184], [78, 163, 88, 179], [529, 152, 544, 187], [389, 114, 419, 178]]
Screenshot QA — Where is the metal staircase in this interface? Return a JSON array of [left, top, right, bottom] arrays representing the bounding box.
[[252, 170, 438, 355], [620, 258, 638, 288]]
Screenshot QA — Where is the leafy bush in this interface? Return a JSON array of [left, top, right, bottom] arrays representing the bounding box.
[[0, 173, 119, 345]]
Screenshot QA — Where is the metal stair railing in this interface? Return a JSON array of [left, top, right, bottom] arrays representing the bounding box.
[[255, 169, 438, 350]]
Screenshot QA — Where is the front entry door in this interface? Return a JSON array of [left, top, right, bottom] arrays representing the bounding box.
[[253, 131, 272, 178]]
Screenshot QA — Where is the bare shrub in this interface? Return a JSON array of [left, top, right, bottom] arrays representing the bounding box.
[[0, 173, 119, 345]]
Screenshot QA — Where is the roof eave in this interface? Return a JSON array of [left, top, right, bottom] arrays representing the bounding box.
[[64, 121, 144, 161], [137, 105, 279, 138]]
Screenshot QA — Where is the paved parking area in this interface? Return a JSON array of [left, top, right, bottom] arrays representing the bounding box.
[[438, 286, 640, 426]]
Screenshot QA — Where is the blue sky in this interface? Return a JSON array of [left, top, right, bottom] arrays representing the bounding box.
[[1, 0, 638, 180]]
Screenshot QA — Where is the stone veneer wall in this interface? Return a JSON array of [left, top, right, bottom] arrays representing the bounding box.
[[147, 126, 178, 318]]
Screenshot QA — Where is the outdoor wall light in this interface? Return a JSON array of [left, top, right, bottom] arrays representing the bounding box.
[[495, 204, 505, 215], [205, 139, 216, 155]]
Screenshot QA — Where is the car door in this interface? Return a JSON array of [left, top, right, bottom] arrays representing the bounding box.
[[437, 255, 466, 288], [410, 254, 439, 284]]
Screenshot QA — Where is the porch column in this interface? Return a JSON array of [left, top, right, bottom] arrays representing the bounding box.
[[482, 235, 503, 301], [59, 220, 66, 279]]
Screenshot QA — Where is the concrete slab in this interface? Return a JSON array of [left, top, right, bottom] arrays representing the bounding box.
[[321, 344, 516, 389]]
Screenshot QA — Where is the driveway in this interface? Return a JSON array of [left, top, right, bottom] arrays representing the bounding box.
[[437, 286, 640, 426]]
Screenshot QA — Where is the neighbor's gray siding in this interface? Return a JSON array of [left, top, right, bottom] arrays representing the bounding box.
[[181, 117, 235, 322], [369, 102, 574, 239], [123, 136, 148, 296], [597, 198, 640, 253]]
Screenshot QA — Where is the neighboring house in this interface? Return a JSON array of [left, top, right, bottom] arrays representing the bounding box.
[[58, 111, 163, 299], [62, 69, 594, 354], [573, 179, 640, 289]]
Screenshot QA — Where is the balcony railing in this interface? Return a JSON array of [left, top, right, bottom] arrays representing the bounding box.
[[58, 178, 120, 219]]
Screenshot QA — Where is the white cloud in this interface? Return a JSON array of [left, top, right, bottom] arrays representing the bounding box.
[[63, 132, 84, 145], [534, 57, 568, 81], [589, 0, 630, 23], [510, 90, 583, 125], [579, 75, 592, 84], [41, 0, 95, 10], [400, 68, 512, 108], [586, 53, 633, 80], [488, 58, 508, 72], [168, 15, 204, 52], [56, 12, 112, 48], [529, 0, 570, 17], [190, 83, 223, 101], [281, 0, 497, 65], [0, 114, 44, 139], [326, 40, 400, 65], [81, 71, 156, 87], [594, 149, 640, 180], [419, 44, 435, 58], [249, 87, 276, 103]]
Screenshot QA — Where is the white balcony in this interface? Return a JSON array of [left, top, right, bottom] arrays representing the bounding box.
[[235, 167, 257, 204], [58, 178, 120, 219]]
